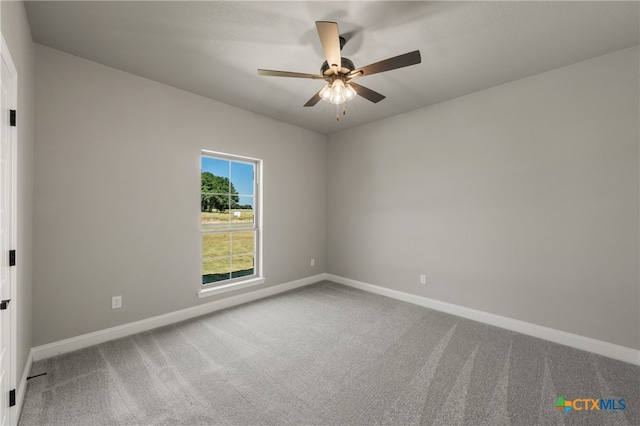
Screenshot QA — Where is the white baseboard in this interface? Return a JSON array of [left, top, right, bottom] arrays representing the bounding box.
[[32, 274, 327, 362], [326, 274, 640, 366], [15, 348, 34, 422]]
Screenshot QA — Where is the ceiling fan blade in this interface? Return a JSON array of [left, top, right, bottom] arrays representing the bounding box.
[[303, 91, 322, 107], [316, 21, 341, 74], [258, 69, 325, 79], [349, 82, 386, 103], [350, 50, 421, 78]]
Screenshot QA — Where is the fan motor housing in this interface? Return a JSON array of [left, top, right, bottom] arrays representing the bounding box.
[[321, 57, 355, 76]]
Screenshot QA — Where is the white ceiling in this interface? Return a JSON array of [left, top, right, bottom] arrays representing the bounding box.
[[25, 1, 640, 135]]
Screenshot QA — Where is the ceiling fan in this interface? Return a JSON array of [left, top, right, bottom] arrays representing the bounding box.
[[258, 21, 421, 121]]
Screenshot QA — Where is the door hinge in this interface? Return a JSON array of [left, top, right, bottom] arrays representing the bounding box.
[[9, 389, 15, 407], [9, 250, 15, 267], [9, 110, 16, 127], [0, 300, 10, 310]]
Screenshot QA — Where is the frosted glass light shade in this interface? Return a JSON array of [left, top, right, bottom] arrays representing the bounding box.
[[320, 79, 357, 105], [319, 85, 332, 102], [344, 84, 356, 102]]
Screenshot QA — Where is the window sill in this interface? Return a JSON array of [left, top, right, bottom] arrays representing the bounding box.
[[198, 277, 266, 299]]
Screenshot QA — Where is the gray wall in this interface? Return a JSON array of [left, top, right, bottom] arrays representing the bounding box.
[[29, 38, 640, 351], [33, 45, 326, 346], [327, 47, 639, 350], [2, 1, 34, 386]]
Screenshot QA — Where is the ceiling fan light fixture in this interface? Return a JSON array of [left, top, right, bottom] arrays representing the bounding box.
[[344, 83, 357, 102], [319, 84, 332, 102], [320, 78, 357, 105], [331, 79, 346, 104]]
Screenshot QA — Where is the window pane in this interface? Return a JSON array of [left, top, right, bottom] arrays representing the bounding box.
[[202, 233, 230, 257], [201, 211, 229, 231], [202, 157, 229, 179], [231, 255, 254, 279], [201, 195, 230, 230], [202, 232, 231, 285], [203, 257, 231, 284], [231, 162, 254, 196], [231, 196, 254, 227], [202, 158, 231, 225], [231, 231, 255, 256]]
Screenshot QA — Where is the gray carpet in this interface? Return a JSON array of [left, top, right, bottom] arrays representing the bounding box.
[[19, 281, 639, 425]]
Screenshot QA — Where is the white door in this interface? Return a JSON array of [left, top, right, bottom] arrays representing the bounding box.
[[0, 35, 17, 426]]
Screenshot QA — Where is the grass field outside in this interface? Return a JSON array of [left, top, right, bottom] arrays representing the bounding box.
[[201, 209, 254, 228], [201, 209, 255, 284]]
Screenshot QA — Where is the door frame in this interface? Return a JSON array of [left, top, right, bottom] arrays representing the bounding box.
[[0, 33, 18, 426]]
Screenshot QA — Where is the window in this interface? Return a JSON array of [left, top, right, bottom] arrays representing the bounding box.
[[200, 151, 262, 297]]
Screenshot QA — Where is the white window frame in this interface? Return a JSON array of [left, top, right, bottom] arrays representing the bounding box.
[[198, 150, 264, 298]]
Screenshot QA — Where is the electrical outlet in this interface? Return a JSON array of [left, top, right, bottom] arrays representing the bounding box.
[[310, 259, 315, 267], [419, 274, 427, 285], [112, 295, 122, 309]]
